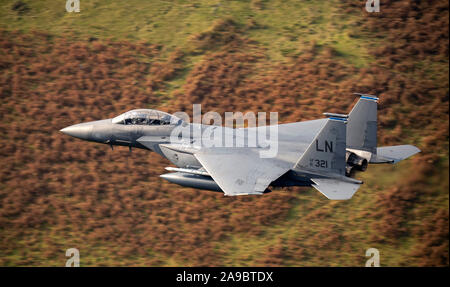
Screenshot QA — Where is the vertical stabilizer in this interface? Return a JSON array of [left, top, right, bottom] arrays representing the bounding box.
[[294, 117, 347, 176], [347, 94, 378, 154]]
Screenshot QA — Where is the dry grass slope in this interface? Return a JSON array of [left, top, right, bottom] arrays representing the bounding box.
[[0, 0, 448, 266]]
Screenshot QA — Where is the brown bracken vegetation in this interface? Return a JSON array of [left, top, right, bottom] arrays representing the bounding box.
[[0, 0, 448, 266]]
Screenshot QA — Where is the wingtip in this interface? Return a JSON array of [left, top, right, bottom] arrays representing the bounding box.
[[353, 92, 379, 101], [405, 145, 421, 155]]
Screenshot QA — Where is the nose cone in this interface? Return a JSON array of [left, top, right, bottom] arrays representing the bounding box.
[[60, 123, 93, 141]]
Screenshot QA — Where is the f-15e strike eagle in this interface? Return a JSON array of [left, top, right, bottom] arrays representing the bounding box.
[[60, 94, 420, 199]]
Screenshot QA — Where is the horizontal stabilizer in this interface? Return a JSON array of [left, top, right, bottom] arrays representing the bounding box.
[[136, 135, 170, 150], [294, 118, 347, 176], [311, 178, 361, 200], [373, 145, 421, 164]]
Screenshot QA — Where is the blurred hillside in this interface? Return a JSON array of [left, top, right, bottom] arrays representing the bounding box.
[[0, 0, 448, 266]]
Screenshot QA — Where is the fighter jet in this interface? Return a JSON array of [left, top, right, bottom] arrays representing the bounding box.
[[60, 94, 420, 199]]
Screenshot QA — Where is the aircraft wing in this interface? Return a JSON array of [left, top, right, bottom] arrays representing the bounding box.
[[194, 148, 290, 196], [373, 145, 421, 164], [311, 178, 361, 200], [192, 119, 329, 196]]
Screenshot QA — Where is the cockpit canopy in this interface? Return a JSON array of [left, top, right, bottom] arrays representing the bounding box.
[[112, 109, 181, 126]]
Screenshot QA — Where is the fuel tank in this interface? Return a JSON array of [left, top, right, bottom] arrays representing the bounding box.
[[160, 172, 222, 192]]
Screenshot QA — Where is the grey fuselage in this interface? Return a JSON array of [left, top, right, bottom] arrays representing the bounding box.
[[60, 118, 313, 192]]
